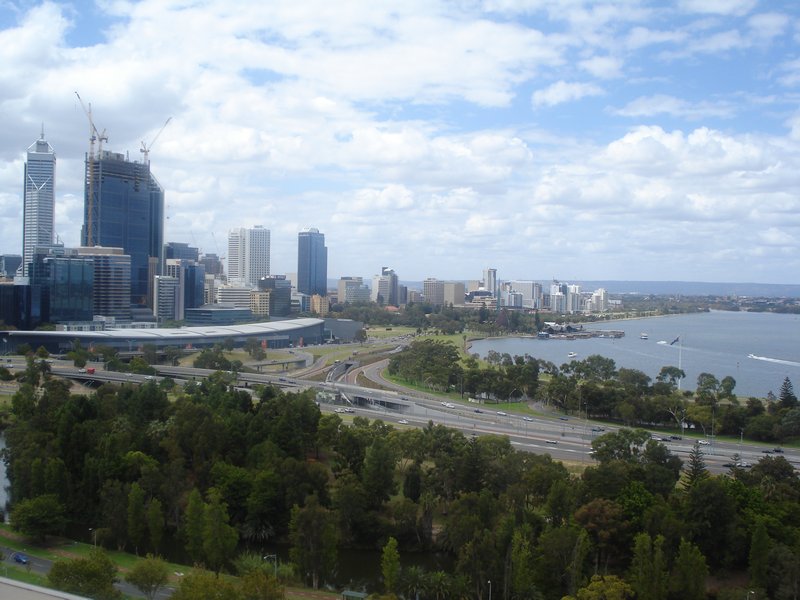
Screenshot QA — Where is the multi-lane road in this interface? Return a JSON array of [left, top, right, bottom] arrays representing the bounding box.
[[41, 356, 799, 475]]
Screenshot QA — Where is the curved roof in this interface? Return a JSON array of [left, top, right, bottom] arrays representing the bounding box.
[[2, 318, 324, 342]]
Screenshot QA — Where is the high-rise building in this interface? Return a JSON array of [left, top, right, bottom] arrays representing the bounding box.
[[372, 267, 398, 306], [227, 226, 270, 287], [0, 255, 22, 279], [590, 288, 609, 312], [509, 280, 543, 309], [567, 284, 582, 313], [443, 282, 466, 306], [164, 242, 199, 262], [22, 130, 56, 276], [297, 228, 327, 296], [199, 253, 224, 276], [423, 278, 445, 306], [29, 246, 94, 324], [483, 268, 497, 297], [75, 246, 131, 319], [258, 275, 291, 316], [338, 276, 370, 304], [82, 150, 164, 307], [153, 275, 180, 322]]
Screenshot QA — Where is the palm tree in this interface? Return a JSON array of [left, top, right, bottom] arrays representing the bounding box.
[[426, 571, 449, 600], [402, 565, 426, 600]]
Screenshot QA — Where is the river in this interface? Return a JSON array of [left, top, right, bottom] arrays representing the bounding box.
[[469, 311, 800, 399]]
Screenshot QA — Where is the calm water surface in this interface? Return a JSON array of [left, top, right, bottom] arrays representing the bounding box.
[[470, 311, 800, 398]]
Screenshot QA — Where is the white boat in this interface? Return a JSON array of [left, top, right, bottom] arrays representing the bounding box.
[[568, 352, 577, 359], [640, 332, 648, 339]]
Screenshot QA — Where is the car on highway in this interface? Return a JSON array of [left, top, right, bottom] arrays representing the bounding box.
[[522, 416, 534, 422], [546, 440, 558, 444], [398, 419, 409, 425], [496, 411, 507, 416], [697, 439, 710, 445], [559, 416, 569, 421], [762, 449, 773, 454], [13, 552, 28, 565], [774, 447, 784, 453], [474, 409, 484, 414]]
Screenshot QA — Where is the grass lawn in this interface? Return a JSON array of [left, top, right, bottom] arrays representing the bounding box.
[[365, 325, 416, 339], [0, 524, 346, 598]]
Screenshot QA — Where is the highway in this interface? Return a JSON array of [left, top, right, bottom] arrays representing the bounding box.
[[43, 358, 799, 475]]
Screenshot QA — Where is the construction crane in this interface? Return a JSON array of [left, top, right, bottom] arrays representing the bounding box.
[[140, 117, 171, 164], [74, 92, 107, 247]]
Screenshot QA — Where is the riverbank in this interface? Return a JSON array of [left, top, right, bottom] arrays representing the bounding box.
[[469, 311, 800, 399]]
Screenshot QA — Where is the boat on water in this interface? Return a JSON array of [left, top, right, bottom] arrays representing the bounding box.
[[640, 332, 648, 340], [568, 352, 578, 359]]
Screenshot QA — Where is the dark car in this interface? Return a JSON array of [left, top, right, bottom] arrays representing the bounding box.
[[13, 552, 29, 565], [774, 447, 784, 453]]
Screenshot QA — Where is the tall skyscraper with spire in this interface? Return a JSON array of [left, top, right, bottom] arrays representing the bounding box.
[[297, 227, 327, 296], [22, 128, 55, 276]]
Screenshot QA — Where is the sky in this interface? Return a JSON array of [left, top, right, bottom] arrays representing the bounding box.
[[1, 0, 799, 285]]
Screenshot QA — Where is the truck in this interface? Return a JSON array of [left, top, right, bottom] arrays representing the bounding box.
[[86, 367, 95, 374]]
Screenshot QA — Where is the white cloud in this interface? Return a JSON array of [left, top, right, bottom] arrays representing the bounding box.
[[532, 80, 604, 107], [747, 12, 790, 42], [678, 0, 756, 17], [1, 0, 799, 283], [616, 95, 736, 120], [579, 55, 624, 79]]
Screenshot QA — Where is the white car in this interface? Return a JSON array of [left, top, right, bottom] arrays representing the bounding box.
[[522, 416, 534, 422], [697, 439, 710, 445], [398, 419, 409, 425], [496, 411, 507, 416]]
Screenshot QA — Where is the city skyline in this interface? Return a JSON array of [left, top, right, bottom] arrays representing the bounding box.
[[1, 1, 799, 284]]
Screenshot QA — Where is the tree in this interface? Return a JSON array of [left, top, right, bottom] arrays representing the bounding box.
[[48, 548, 121, 600], [382, 536, 401, 595], [184, 488, 206, 564], [567, 574, 634, 600], [146, 498, 164, 555], [289, 494, 339, 590], [203, 487, 239, 574], [591, 428, 651, 464], [682, 444, 708, 488], [362, 437, 398, 508], [628, 533, 668, 600], [670, 539, 708, 600], [779, 377, 798, 409], [125, 555, 170, 600], [171, 570, 244, 600], [749, 519, 770, 590], [10, 494, 66, 541], [127, 482, 147, 555], [241, 569, 284, 600]]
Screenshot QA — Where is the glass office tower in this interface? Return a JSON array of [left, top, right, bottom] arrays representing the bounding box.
[[297, 228, 327, 296], [82, 150, 164, 306]]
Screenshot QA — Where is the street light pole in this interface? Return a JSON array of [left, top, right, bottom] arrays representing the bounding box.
[[488, 579, 492, 600]]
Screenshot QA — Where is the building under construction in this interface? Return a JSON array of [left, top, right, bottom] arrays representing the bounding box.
[[81, 149, 164, 308]]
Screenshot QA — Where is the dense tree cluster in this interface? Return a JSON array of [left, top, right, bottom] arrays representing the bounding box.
[[6, 360, 800, 599], [388, 340, 539, 401]]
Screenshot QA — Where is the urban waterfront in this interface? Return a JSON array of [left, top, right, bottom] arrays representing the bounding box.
[[470, 310, 800, 399]]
